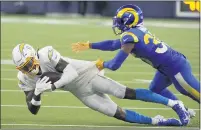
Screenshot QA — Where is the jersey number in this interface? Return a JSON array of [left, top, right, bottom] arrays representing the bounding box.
[[144, 33, 168, 54]]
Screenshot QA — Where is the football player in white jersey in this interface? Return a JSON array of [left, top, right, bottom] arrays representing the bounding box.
[[12, 43, 190, 126]]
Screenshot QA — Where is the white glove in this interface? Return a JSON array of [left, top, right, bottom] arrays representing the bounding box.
[[34, 76, 52, 96]]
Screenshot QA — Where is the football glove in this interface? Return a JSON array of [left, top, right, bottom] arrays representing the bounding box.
[[34, 76, 52, 96], [94, 59, 104, 71], [72, 41, 90, 53]]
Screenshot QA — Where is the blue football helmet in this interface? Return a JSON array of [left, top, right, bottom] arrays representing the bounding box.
[[112, 4, 143, 35]]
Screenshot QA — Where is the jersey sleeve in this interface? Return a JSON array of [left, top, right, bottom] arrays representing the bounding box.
[[120, 31, 139, 45], [47, 46, 61, 67], [18, 80, 33, 92]]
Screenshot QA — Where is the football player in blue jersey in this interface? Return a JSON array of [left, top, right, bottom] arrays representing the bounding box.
[[72, 4, 200, 119]]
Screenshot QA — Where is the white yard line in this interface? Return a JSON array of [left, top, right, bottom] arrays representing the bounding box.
[[1, 77, 199, 85], [1, 59, 200, 68], [1, 17, 199, 29], [1, 68, 200, 74], [1, 78, 17, 81], [0, 89, 183, 96], [1, 48, 200, 52], [1, 123, 199, 129], [1, 105, 199, 111], [1, 78, 150, 84]]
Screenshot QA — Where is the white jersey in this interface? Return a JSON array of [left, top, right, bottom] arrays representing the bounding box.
[[17, 46, 103, 92], [17, 46, 127, 117]]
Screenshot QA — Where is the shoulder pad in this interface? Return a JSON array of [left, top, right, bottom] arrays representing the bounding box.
[[38, 46, 54, 63], [120, 31, 139, 45], [38, 46, 61, 67]]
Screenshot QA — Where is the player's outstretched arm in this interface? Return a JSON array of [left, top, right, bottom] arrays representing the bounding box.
[[72, 39, 121, 52], [48, 47, 79, 89], [95, 44, 134, 71], [24, 90, 41, 115]]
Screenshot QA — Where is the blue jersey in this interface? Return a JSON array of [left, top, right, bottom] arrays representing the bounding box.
[[120, 26, 186, 76]]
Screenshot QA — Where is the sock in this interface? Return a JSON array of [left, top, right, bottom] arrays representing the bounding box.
[[135, 89, 169, 106], [152, 117, 159, 125], [125, 109, 152, 124], [159, 89, 178, 100], [167, 100, 177, 107]]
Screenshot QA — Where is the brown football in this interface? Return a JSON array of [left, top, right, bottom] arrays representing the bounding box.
[[39, 72, 62, 84]]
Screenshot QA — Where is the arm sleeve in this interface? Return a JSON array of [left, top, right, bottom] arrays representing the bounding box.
[[48, 47, 79, 88], [90, 39, 121, 51], [103, 49, 129, 71], [24, 90, 41, 115]]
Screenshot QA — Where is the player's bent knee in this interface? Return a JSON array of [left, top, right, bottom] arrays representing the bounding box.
[[114, 106, 126, 121], [123, 87, 136, 99], [149, 82, 156, 91], [114, 87, 127, 99], [94, 101, 117, 117]]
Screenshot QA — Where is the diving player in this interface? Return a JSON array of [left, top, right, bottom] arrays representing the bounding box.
[[72, 4, 200, 106], [12, 43, 189, 126]]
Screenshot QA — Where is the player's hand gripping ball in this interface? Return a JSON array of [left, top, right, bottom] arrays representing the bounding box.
[[39, 72, 62, 84]]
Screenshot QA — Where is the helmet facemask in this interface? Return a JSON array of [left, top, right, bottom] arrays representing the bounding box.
[[16, 56, 40, 75], [112, 16, 130, 35]]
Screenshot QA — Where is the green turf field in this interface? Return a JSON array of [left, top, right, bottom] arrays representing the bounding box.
[[1, 15, 200, 130]]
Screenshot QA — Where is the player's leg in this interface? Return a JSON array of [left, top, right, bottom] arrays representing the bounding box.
[[78, 92, 181, 126], [91, 74, 176, 106], [150, 71, 196, 118], [171, 61, 200, 103], [149, 71, 178, 100], [90, 75, 189, 125]]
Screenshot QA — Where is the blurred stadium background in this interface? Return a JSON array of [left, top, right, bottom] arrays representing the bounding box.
[[1, 1, 200, 130]]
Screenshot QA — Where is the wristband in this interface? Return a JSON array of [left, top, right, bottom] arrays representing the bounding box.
[[31, 98, 41, 106]]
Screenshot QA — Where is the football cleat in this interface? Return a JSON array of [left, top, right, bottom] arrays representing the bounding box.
[[153, 115, 182, 126], [158, 118, 182, 126], [172, 101, 190, 126], [186, 107, 196, 118]]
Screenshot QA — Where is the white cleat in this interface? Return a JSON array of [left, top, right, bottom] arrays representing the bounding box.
[[187, 108, 196, 118], [172, 100, 190, 126], [152, 115, 182, 126]]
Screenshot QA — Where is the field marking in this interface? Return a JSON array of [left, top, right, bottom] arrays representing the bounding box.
[[1, 48, 200, 52], [1, 105, 199, 111], [1, 59, 200, 71], [1, 77, 200, 85], [0, 89, 183, 96], [1, 71, 199, 77], [1, 78, 155, 84], [1, 68, 200, 76], [1, 17, 199, 29], [1, 58, 200, 63], [1, 123, 199, 129]]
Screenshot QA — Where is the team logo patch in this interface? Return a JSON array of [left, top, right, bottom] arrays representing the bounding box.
[[48, 49, 53, 61], [48, 48, 58, 61], [19, 43, 25, 54]]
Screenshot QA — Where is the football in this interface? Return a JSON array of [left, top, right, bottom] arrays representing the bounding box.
[[40, 72, 62, 84]]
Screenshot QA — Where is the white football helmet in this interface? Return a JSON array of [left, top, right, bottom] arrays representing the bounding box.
[[12, 43, 40, 75]]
